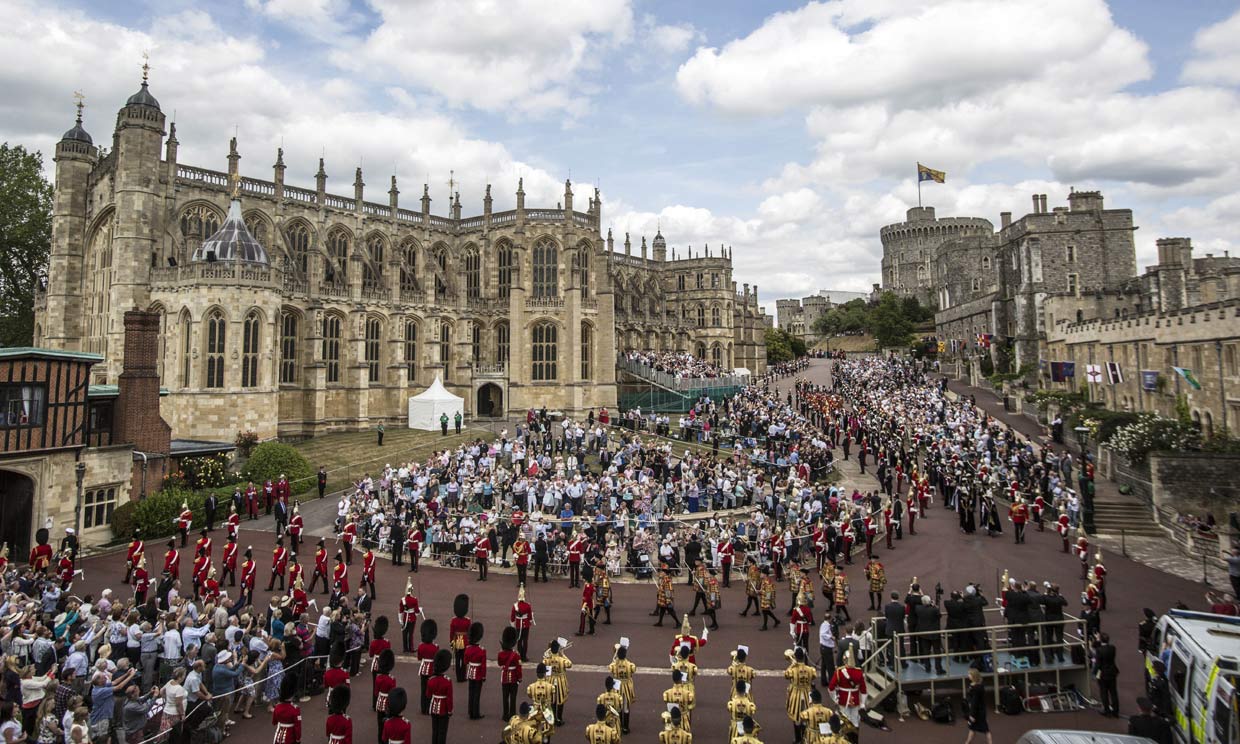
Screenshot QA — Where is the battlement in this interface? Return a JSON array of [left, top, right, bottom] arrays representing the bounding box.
[[880, 214, 994, 244]]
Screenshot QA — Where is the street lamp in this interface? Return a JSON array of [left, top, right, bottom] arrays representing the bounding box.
[[74, 461, 86, 542]]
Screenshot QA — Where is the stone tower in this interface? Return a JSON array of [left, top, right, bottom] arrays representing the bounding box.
[[105, 68, 166, 380], [44, 101, 96, 349], [652, 229, 667, 263]]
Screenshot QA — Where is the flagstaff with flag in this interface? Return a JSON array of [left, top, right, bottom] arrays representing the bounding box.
[[917, 162, 946, 207]]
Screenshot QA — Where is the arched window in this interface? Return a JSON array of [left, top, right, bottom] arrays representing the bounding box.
[[323, 314, 342, 383], [496, 322, 510, 365], [982, 256, 991, 271], [400, 240, 418, 292], [326, 228, 349, 284], [205, 310, 226, 389], [243, 212, 268, 252], [580, 323, 592, 379], [697, 305, 705, 328], [432, 246, 448, 301], [365, 234, 385, 288], [465, 248, 481, 299], [533, 238, 558, 298], [497, 241, 514, 300], [712, 306, 722, 327], [180, 310, 192, 387], [531, 322, 558, 381], [365, 317, 381, 383], [630, 294, 640, 315], [439, 323, 452, 382], [180, 204, 221, 262], [84, 212, 115, 358], [404, 321, 418, 382], [711, 344, 722, 368], [471, 323, 481, 362], [242, 311, 261, 388], [677, 274, 686, 291], [279, 311, 298, 384], [574, 246, 590, 298], [285, 222, 310, 275]]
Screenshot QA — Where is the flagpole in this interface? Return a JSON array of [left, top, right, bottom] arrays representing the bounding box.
[[917, 176, 922, 208]]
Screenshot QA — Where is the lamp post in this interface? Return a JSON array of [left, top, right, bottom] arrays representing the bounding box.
[[1074, 426, 1096, 535], [74, 461, 86, 542]]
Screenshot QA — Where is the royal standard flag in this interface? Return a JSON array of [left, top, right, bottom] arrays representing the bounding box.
[[917, 163, 946, 184], [1172, 366, 1203, 390]]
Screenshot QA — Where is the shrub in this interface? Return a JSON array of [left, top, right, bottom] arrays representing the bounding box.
[[241, 442, 313, 492], [1108, 412, 1202, 464], [181, 454, 232, 489], [111, 500, 137, 540], [127, 486, 203, 539], [235, 430, 260, 458]]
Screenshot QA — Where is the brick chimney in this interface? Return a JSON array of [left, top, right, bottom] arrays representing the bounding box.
[[117, 309, 172, 456]]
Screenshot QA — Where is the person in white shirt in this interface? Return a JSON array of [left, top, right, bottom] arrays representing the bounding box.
[[818, 617, 836, 686]]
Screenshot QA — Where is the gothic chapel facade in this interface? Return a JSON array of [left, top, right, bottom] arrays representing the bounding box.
[[35, 74, 766, 441]]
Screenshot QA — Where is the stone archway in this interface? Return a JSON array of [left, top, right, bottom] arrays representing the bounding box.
[[0, 470, 35, 558], [476, 383, 504, 418]]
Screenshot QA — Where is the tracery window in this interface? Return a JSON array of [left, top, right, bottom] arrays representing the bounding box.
[[205, 310, 226, 389], [496, 322, 510, 364], [531, 322, 558, 381], [180, 204, 221, 262], [279, 311, 298, 384], [243, 212, 268, 252], [573, 246, 590, 298], [404, 321, 418, 382], [497, 241, 514, 300], [440, 323, 452, 381], [180, 310, 192, 387], [285, 222, 311, 275], [697, 305, 705, 328], [365, 318, 381, 383], [533, 238, 558, 298], [471, 323, 481, 362], [326, 228, 349, 284], [323, 314, 342, 383], [712, 306, 722, 327], [433, 246, 448, 301], [465, 248, 481, 299], [241, 311, 260, 388], [400, 240, 419, 292], [580, 323, 592, 379], [365, 234, 385, 288]]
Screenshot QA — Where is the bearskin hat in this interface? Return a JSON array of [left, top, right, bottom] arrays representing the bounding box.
[[378, 649, 395, 675], [385, 687, 408, 717], [421, 619, 438, 643], [468, 622, 484, 645], [453, 593, 469, 619], [432, 649, 452, 676], [373, 615, 389, 639], [501, 626, 517, 651], [328, 684, 351, 715]]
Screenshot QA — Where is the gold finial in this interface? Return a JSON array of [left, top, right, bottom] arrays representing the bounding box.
[[72, 91, 85, 123], [141, 51, 150, 83]]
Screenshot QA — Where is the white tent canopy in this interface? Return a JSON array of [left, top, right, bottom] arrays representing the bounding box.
[[407, 376, 465, 430]]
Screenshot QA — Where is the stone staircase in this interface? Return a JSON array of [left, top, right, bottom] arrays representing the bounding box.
[[1092, 497, 1165, 537]]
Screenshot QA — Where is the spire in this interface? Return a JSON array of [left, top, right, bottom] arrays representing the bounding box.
[[61, 92, 93, 145], [126, 53, 161, 111], [166, 121, 178, 145], [624, 232, 631, 256], [274, 147, 285, 168], [389, 175, 399, 210], [354, 166, 365, 205], [227, 136, 240, 183]]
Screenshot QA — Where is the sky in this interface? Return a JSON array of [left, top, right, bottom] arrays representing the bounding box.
[[3, 0, 1239, 313]]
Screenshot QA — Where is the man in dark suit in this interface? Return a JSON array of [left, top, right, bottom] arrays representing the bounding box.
[[914, 595, 946, 674], [1094, 633, 1120, 716], [882, 592, 908, 669], [273, 498, 289, 538], [204, 493, 218, 532], [1128, 697, 1171, 744]]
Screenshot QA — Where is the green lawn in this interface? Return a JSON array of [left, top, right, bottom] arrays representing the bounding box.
[[288, 427, 488, 496]]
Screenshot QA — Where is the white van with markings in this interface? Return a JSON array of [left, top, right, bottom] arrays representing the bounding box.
[[1144, 609, 1240, 744]]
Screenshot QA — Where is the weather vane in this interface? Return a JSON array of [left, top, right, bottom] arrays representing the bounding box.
[[72, 90, 85, 122], [141, 50, 150, 82]]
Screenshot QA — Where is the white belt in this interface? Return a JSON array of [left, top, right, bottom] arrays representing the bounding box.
[[329, 736, 346, 744]]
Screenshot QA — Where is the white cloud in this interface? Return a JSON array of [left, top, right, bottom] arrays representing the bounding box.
[[757, 188, 822, 223], [676, 0, 1147, 115], [339, 0, 635, 117], [245, 0, 360, 42], [645, 18, 702, 56], [1182, 9, 1240, 86], [0, 0, 566, 214]]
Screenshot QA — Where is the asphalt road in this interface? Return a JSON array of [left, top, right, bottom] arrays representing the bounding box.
[[68, 358, 1206, 743]]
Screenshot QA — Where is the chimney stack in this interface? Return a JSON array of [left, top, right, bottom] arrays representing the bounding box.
[[1032, 194, 1040, 214], [1000, 211, 1011, 228], [117, 309, 172, 490], [1039, 194, 1048, 213]]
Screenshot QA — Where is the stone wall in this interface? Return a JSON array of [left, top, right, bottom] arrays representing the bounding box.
[[1149, 452, 1240, 516]]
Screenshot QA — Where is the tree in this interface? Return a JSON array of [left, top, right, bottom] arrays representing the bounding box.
[[870, 292, 915, 349], [0, 144, 52, 346], [765, 327, 795, 364]]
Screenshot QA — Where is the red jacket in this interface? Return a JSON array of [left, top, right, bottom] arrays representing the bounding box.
[[399, 595, 420, 627], [126, 539, 144, 564], [829, 666, 867, 708], [374, 673, 396, 713], [324, 667, 349, 691], [567, 538, 585, 563], [381, 716, 411, 744], [334, 562, 349, 593], [449, 617, 471, 651], [241, 560, 256, 589], [164, 549, 180, 576], [58, 557, 74, 584], [475, 536, 490, 560], [510, 601, 533, 629], [272, 547, 288, 573], [368, 638, 391, 672], [271, 701, 302, 744], [497, 649, 522, 685], [314, 548, 328, 574], [28, 544, 52, 571], [133, 567, 149, 594], [426, 676, 453, 716], [223, 542, 238, 570], [464, 643, 487, 681], [362, 552, 376, 581], [196, 537, 212, 558], [325, 714, 351, 744], [417, 642, 438, 677]]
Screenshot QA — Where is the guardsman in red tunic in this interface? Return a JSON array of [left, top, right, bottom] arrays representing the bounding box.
[[271, 676, 302, 744], [203, 566, 221, 603], [1092, 552, 1108, 610], [191, 548, 209, 599], [1033, 494, 1047, 531], [288, 503, 304, 551], [863, 513, 877, 558], [883, 499, 895, 550], [399, 580, 421, 652], [275, 475, 292, 510], [373, 648, 396, 726], [425, 651, 454, 744], [450, 594, 472, 682], [369, 616, 393, 683], [267, 538, 289, 591], [1009, 497, 1029, 544], [341, 520, 357, 565], [567, 534, 586, 588], [177, 502, 193, 547], [221, 536, 239, 586], [577, 579, 596, 636], [1057, 514, 1071, 553], [163, 540, 181, 580], [307, 538, 329, 594], [361, 547, 378, 599], [497, 626, 522, 721], [510, 584, 534, 662], [828, 648, 867, 728], [132, 554, 150, 603], [287, 554, 303, 592], [324, 645, 351, 702], [416, 620, 440, 715], [474, 533, 490, 582], [58, 549, 75, 589], [325, 685, 352, 744], [245, 482, 260, 520], [718, 533, 735, 586], [670, 613, 708, 664], [333, 552, 350, 594], [124, 531, 143, 583], [381, 686, 413, 744], [1075, 529, 1090, 580], [28, 532, 53, 573], [195, 529, 212, 560], [790, 592, 814, 651], [406, 524, 424, 574], [511, 534, 530, 586], [464, 622, 487, 720], [240, 547, 257, 607], [226, 505, 241, 542]]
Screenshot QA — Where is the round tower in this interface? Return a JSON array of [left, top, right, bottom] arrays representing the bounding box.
[[879, 206, 993, 306], [652, 229, 667, 262], [43, 101, 97, 349]]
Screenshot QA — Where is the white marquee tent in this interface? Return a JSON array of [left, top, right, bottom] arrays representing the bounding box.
[[407, 376, 465, 430]]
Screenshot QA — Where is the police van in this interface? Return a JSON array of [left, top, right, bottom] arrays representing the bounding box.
[[1145, 609, 1240, 744]]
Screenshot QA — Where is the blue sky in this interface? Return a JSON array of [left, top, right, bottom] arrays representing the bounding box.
[[4, 0, 1240, 308]]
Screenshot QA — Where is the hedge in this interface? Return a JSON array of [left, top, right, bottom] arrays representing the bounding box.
[[240, 443, 313, 491], [112, 486, 203, 541]]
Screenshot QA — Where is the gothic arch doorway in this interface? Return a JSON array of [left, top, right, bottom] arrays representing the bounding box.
[[477, 383, 504, 418], [0, 470, 35, 558]]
